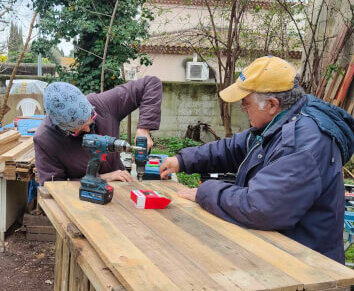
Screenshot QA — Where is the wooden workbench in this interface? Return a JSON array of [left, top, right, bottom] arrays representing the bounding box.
[[38, 180, 354, 291]]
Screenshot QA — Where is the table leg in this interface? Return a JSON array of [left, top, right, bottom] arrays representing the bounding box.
[[0, 178, 6, 253]]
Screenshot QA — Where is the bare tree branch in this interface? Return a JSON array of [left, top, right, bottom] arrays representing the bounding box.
[[0, 12, 37, 124]]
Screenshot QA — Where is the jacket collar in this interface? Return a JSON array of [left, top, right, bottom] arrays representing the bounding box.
[[261, 95, 306, 140]]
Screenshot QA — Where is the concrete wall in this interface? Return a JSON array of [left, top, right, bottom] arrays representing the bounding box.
[[120, 81, 250, 139], [126, 54, 224, 83]]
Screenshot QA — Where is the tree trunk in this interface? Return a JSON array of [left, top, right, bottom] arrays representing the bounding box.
[[223, 102, 233, 137]]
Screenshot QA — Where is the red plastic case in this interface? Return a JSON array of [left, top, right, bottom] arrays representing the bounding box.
[[130, 190, 171, 209]]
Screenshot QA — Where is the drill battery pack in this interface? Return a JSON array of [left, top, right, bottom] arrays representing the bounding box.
[[143, 154, 171, 180], [130, 190, 171, 209], [79, 179, 114, 205]]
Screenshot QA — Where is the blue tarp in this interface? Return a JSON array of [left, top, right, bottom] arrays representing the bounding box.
[[0, 115, 45, 136]]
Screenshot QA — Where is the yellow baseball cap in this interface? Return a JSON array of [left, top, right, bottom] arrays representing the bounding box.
[[219, 56, 297, 103]]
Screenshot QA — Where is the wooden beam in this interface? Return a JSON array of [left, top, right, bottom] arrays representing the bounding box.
[[0, 140, 21, 156], [38, 190, 124, 291], [1, 137, 33, 161], [0, 130, 20, 146], [334, 56, 354, 107]]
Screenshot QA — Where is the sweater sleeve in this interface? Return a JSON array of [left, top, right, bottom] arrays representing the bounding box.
[[34, 141, 67, 185], [87, 76, 162, 130]]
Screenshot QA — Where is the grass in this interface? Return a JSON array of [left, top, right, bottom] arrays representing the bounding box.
[[345, 179, 354, 185], [345, 240, 354, 265]]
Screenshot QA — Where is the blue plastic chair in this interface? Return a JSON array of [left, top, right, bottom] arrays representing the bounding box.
[[344, 211, 354, 251]]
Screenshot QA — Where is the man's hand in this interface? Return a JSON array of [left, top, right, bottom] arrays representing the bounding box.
[[135, 128, 153, 150], [100, 170, 134, 182], [178, 188, 197, 202], [160, 156, 180, 179]]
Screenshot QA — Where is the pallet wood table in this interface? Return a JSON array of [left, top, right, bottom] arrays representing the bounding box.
[[39, 180, 354, 291]]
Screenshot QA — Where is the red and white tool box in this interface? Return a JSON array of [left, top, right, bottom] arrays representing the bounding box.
[[130, 190, 171, 209]]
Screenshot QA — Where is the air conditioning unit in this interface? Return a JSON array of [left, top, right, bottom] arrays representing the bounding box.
[[186, 62, 209, 81]]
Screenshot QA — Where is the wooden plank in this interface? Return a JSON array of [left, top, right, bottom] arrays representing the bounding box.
[[54, 234, 63, 291], [44, 182, 179, 291], [97, 186, 264, 290], [23, 213, 53, 226], [62, 242, 71, 291], [26, 225, 56, 235], [26, 232, 56, 242], [0, 130, 20, 146], [43, 184, 228, 290], [77, 267, 90, 291], [116, 183, 301, 291], [1, 137, 33, 161], [43, 181, 354, 290], [16, 116, 44, 120], [15, 149, 35, 164], [249, 230, 354, 288], [69, 251, 78, 291], [316, 24, 349, 98], [334, 56, 354, 106], [38, 191, 125, 291], [324, 72, 344, 102], [150, 181, 352, 290], [0, 140, 21, 155]]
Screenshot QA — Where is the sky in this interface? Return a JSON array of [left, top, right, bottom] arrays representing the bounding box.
[[1, 0, 73, 56]]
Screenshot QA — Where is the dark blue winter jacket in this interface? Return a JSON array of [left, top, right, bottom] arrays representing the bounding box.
[[176, 95, 354, 264]]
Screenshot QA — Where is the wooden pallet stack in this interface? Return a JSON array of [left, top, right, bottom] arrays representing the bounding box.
[[0, 130, 35, 182], [23, 213, 56, 242]]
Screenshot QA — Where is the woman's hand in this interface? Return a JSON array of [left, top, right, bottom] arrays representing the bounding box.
[[135, 128, 153, 151], [100, 170, 134, 182]]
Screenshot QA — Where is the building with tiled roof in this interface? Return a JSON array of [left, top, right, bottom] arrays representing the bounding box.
[[126, 0, 303, 82]]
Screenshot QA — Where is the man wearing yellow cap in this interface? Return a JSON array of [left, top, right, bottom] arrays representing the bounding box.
[[160, 56, 354, 264]]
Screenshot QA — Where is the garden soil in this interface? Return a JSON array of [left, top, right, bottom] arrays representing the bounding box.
[[0, 225, 55, 291]]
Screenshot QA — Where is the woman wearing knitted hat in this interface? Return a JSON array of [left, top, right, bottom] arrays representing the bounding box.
[[34, 76, 162, 185]]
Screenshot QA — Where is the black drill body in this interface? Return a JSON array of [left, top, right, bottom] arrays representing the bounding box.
[[135, 136, 149, 181], [80, 134, 142, 205]]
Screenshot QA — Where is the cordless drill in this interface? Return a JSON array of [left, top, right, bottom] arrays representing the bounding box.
[[135, 136, 148, 182], [80, 134, 144, 205]]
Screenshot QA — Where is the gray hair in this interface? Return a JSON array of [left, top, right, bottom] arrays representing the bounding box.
[[253, 76, 305, 110]]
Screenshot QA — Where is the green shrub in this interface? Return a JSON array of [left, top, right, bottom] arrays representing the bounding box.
[[177, 172, 200, 188]]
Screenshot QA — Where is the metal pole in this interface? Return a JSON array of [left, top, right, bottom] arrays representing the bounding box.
[[128, 114, 131, 144], [37, 14, 42, 76]]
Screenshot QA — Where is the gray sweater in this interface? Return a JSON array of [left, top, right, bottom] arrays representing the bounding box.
[[34, 76, 162, 185]]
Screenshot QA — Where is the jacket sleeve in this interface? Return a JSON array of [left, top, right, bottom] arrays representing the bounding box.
[[87, 76, 162, 130], [176, 130, 249, 174], [196, 148, 322, 230], [34, 142, 67, 185]]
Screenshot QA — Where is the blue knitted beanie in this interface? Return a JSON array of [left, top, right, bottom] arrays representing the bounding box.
[[44, 82, 93, 131]]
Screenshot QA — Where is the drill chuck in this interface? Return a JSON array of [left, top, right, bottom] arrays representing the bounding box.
[[113, 139, 145, 152]]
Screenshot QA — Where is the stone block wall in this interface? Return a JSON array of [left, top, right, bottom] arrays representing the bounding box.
[[121, 81, 250, 139]]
